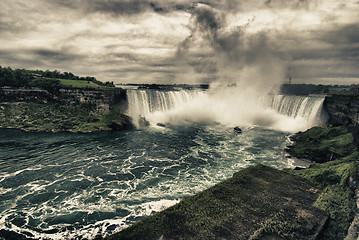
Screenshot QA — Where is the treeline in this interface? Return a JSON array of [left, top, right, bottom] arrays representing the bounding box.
[[280, 84, 330, 95], [0, 66, 114, 90]]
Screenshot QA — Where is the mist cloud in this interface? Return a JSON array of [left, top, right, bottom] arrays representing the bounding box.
[[174, 4, 286, 92]]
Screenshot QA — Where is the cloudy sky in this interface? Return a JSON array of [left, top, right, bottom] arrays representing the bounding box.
[[0, 0, 358, 84]]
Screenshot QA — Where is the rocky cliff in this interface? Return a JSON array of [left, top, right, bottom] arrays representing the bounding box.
[[324, 95, 359, 128], [0, 87, 132, 132], [0, 87, 128, 113]]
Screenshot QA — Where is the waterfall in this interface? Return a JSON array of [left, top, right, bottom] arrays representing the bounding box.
[[125, 88, 326, 131], [126, 89, 207, 127], [262, 95, 325, 125]]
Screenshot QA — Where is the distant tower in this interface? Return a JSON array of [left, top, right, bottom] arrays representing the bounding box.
[[289, 77, 292, 84]]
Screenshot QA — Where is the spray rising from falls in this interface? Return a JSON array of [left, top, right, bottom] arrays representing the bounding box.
[[126, 89, 325, 132]]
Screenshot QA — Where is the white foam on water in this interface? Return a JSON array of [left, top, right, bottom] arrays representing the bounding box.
[[137, 199, 180, 216]]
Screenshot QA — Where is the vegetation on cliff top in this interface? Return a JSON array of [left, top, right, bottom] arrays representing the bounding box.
[[287, 126, 359, 240], [326, 94, 359, 101], [286, 126, 357, 163], [0, 66, 115, 90], [0, 66, 135, 133]]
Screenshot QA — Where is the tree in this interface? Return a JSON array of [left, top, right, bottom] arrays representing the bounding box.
[[13, 69, 31, 87], [0, 67, 14, 86]]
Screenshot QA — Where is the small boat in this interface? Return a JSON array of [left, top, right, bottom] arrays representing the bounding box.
[[234, 126, 242, 134], [156, 123, 166, 127]]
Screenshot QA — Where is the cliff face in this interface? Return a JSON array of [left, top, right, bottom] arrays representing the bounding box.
[[324, 95, 359, 128], [0, 87, 127, 113], [0, 87, 133, 132], [58, 88, 127, 113]]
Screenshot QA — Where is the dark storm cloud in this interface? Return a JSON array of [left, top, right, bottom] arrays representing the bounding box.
[[50, 0, 243, 16], [290, 61, 359, 79], [51, 0, 153, 15], [321, 24, 359, 46], [280, 22, 359, 80], [150, 62, 176, 68], [264, 0, 311, 9], [189, 5, 279, 65], [0, 46, 85, 72], [186, 2, 359, 84], [175, 5, 225, 59], [192, 6, 223, 37], [89, 0, 152, 15], [0, 50, 42, 67], [51, 0, 194, 15], [33, 49, 82, 62], [175, 4, 285, 83], [288, 45, 359, 63], [193, 0, 242, 13], [109, 53, 140, 62], [0, 20, 20, 33]]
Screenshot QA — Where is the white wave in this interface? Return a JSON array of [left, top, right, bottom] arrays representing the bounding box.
[[137, 199, 180, 216]]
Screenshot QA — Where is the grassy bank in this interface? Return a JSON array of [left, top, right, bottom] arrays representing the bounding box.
[[59, 79, 108, 89], [286, 126, 359, 239], [0, 102, 133, 133]]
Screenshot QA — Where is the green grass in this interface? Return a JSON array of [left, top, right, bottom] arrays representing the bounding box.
[[59, 79, 106, 89], [288, 160, 356, 240], [287, 126, 357, 163], [286, 126, 359, 239]]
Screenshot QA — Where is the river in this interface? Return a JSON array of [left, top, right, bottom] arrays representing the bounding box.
[[0, 88, 324, 239]]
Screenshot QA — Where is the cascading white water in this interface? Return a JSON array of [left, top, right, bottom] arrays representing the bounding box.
[[126, 89, 207, 127], [126, 89, 326, 132], [262, 95, 325, 127]]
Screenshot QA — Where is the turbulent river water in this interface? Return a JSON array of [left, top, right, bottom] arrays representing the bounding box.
[[0, 89, 325, 239]]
